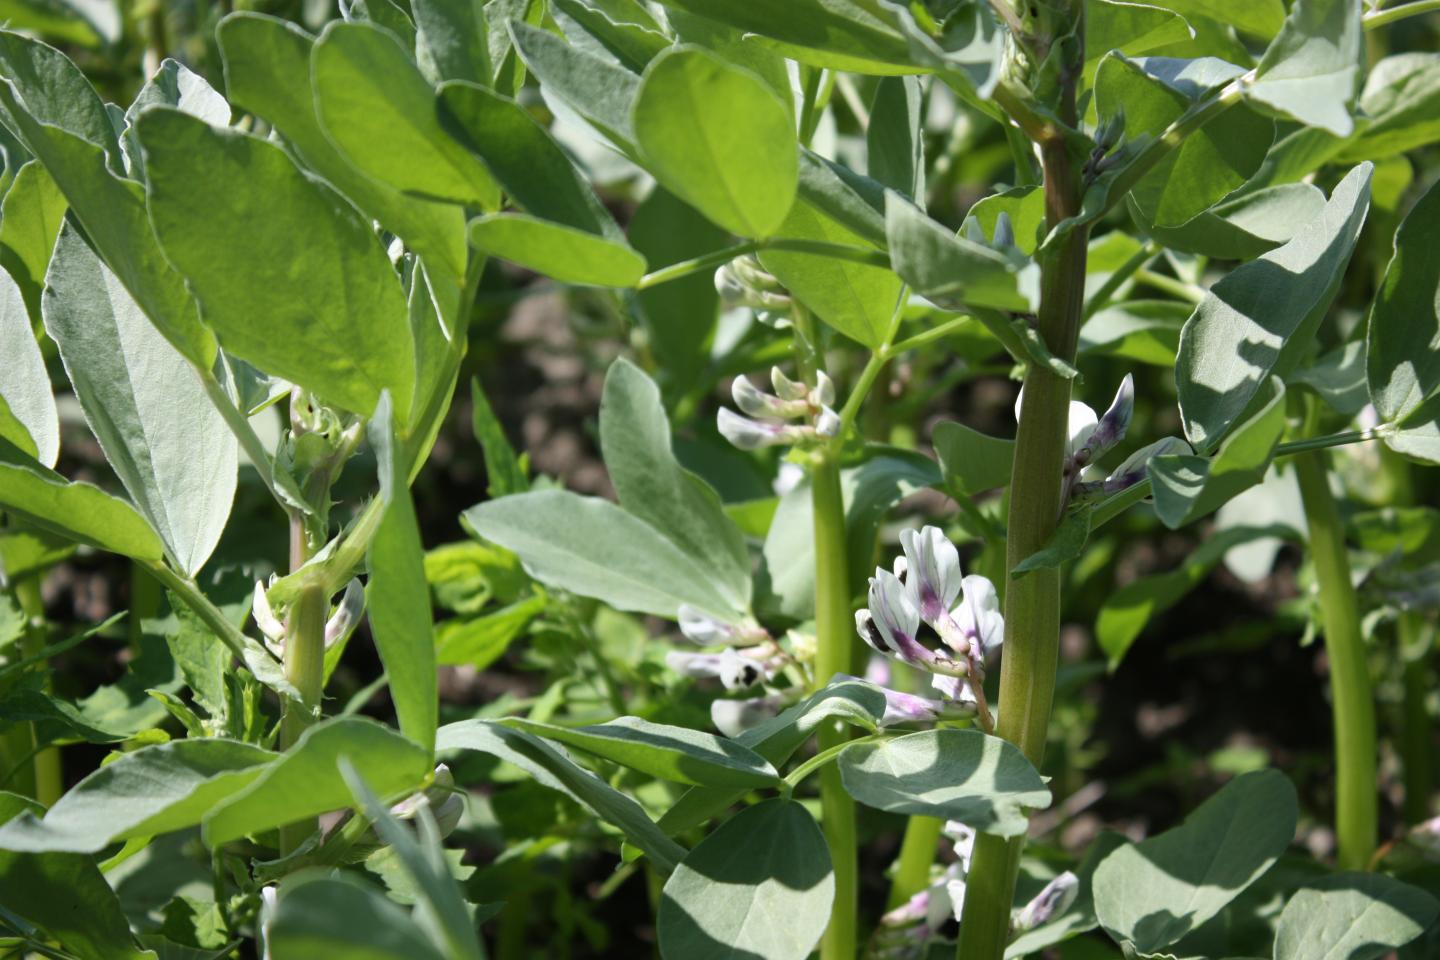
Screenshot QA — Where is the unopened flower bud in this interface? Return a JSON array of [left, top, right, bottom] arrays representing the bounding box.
[[992, 211, 1015, 250], [1096, 106, 1126, 151], [390, 765, 464, 838], [812, 370, 836, 407], [1014, 871, 1079, 930], [732, 376, 806, 419], [252, 579, 285, 646], [771, 367, 810, 402], [1084, 374, 1134, 460], [814, 405, 840, 438], [324, 579, 365, 649], [717, 408, 791, 450]]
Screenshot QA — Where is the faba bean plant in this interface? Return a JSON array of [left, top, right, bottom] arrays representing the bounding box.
[[1, 0, 1439, 957]]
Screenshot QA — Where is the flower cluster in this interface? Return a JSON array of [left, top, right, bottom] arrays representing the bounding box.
[[717, 367, 840, 451], [663, 605, 802, 736], [856, 526, 1003, 728]]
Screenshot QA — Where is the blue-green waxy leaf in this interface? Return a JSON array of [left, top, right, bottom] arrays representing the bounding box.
[[411, 0, 491, 86], [202, 717, 431, 846], [0, 739, 273, 853], [1273, 872, 1440, 960], [121, 58, 229, 178], [437, 718, 686, 872], [0, 441, 164, 561], [437, 80, 624, 242], [0, 793, 155, 960], [1095, 54, 1273, 229], [933, 420, 1015, 496], [0, 265, 56, 467], [465, 489, 744, 620], [1143, 0, 1285, 39], [1010, 506, 1094, 577], [1086, 1, 1195, 76], [1249, 0, 1363, 136], [509, 716, 779, 788], [1079, 300, 1187, 366], [1140, 182, 1329, 261], [467, 214, 646, 286], [633, 46, 798, 238], [1367, 178, 1440, 424], [1150, 378, 1287, 529], [1338, 53, 1440, 163], [367, 394, 438, 756], [312, 21, 499, 210], [1093, 769, 1298, 956], [267, 872, 447, 960], [0, 159, 67, 323], [797, 149, 888, 248], [658, 799, 833, 960], [508, 20, 640, 150], [139, 107, 414, 420], [1177, 163, 1371, 450], [758, 201, 904, 348], [553, 0, 669, 73], [218, 13, 467, 283], [44, 225, 237, 576], [0, 31, 214, 368], [867, 75, 924, 201], [884, 192, 1034, 313], [601, 359, 751, 611], [839, 729, 1051, 837]]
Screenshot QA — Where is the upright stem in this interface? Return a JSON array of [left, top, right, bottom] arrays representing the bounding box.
[[278, 512, 328, 854], [959, 43, 1090, 960], [16, 579, 60, 805], [1294, 416, 1377, 870], [886, 815, 943, 909], [812, 448, 858, 960]]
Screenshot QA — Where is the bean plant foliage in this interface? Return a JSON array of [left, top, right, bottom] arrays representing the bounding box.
[[0, 0, 1438, 958]]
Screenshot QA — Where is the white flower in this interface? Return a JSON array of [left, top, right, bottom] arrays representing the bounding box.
[[1014, 871, 1079, 930]]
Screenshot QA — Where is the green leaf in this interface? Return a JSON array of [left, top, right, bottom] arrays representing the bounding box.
[[632, 46, 797, 238], [312, 21, 498, 210], [649, 0, 916, 76], [367, 394, 438, 756], [1151, 378, 1287, 529], [469, 376, 528, 498], [411, 0, 490, 86], [121, 59, 230, 178], [0, 793, 154, 960], [964, 186, 1045, 255], [435, 594, 543, 668], [885, 192, 1035, 313], [1338, 53, 1440, 162], [1093, 768, 1298, 955], [553, 0, 669, 74], [0, 264, 56, 467], [1177, 163, 1371, 450], [1386, 392, 1440, 464], [760, 450, 940, 619], [1367, 177, 1440, 423], [1096, 523, 1295, 668], [1139, 183, 1328, 261], [1079, 300, 1186, 366], [933, 421, 1015, 496], [437, 718, 686, 872], [1249, 0, 1363, 136], [1142, 0, 1285, 39], [797, 149, 888, 248], [1095, 55, 1272, 228], [506, 716, 780, 788], [1086, 2, 1195, 75], [464, 489, 744, 620], [0, 31, 214, 368], [1273, 872, 1440, 960], [217, 13, 468, 282], [43, 225, 236, 576], [202, 717, 431, 846], [437, 80, 625, 243], [601, 358, 751, 611], [758, 201, 903, 348], [467, 213, 646, 286], [1011, 506, 1094, 577], [0, 159, 67, 322], [658, 799, 832, 960], [508, 20, 640, 150], [0, 441, 164, 560], [268, 872, 446, 960], [0, 739, 273, 853], [867, 75, 924, 200], [139, 107, 414, 420], [838, 729, 1051, 837]]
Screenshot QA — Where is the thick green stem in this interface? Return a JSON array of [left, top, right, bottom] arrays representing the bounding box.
[[1400, 615, 1434, 825], [887, 815, 943, 910], [958, 99, 1091, 960], [16, 580, 60, 805], [278, 507, 328, 853], [811, 451, 858, 960], [1294, 421, 1377, 871]]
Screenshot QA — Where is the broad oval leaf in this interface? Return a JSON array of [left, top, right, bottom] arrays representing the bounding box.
[[507, 716, 780, 788], [0, 160, 68, 325], [1273, 872, 1440, 960], [202, 717, 431, 846], [632, 46, 798, 238], [508, 20, 641, 150], [1177, 163, 1371, 450], [0, 265, 57, 466], [312, 20, 499, 209], [468, 213, 646, 287], [1367, 177, 1440, 424], [933, 420, 1015, 496], [884, 191, 1035, 313], [464, 489, 745, 620], [838, 728, 1051, 837], [1093, 768, 1298, 956], [44, 225, 237, 576], [658, 799, 833, 960], [1249, 0, 1363, 137], [0, 739, 274, 853], [268, 872, 447, 960], [139, 107, 414, 420]]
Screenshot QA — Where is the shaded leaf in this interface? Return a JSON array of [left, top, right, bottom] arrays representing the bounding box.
[[1367, 177, 1440, 423], [0, 264, 56, 466], [933, 420, 1014, 496], [1273, 872, 1440, 960]]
